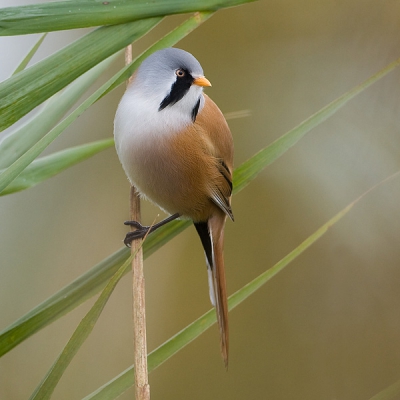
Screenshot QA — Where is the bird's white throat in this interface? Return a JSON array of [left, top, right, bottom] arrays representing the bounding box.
[[115, 83, 204, 142]]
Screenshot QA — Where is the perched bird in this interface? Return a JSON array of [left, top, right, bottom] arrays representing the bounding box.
[[114, 48, 234, 366]]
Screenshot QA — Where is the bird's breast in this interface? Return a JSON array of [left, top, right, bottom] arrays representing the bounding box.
[[114, 109, 216, 220]]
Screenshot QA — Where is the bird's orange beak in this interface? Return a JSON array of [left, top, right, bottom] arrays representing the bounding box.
[[193, 76, 212, 87]]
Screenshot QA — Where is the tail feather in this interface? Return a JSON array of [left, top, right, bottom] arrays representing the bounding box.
[[194, 214, 229, 367]]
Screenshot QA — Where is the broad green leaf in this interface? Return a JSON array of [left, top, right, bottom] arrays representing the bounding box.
[[369, 379, 400, 400], [84, 171, 400, 399], [0, 219, 188, 358], [12, 33, 47, 76], [0, 12, 211, 357], [0, 13, 213, 194], [30, 256, 133, 400], [1, 53, 398, 357], [0, 0, 256, 35], [0, 52, 120, 169], [0, 139, 114, 196], [0, 18, 161, 133], [0, 246, 127, 358]]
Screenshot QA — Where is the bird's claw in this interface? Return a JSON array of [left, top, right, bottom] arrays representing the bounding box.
[[123, 221, 151, 247], [124, 220, 144, 229]]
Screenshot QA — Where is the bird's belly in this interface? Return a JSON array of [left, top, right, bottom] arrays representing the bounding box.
[[119, 133, 213, 221]]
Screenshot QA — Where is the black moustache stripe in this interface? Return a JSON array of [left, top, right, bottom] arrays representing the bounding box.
[[191, 98, 201, 122], [159, 70, 194, 111]]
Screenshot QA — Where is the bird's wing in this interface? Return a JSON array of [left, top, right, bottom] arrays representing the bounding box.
[[210, 158, 234, 220], [196, 94, 234, 220]]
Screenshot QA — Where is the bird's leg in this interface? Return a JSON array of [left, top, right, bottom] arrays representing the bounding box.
[[123, 213, 180, 247]]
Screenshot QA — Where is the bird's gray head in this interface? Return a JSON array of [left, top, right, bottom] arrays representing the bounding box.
[[133, 48, 211, 121]]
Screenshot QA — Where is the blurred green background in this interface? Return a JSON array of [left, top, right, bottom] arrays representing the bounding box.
[[1, 0, 400, 399]]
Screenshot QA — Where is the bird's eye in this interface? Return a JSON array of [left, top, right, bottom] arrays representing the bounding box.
[[175, 69, 185, 77]]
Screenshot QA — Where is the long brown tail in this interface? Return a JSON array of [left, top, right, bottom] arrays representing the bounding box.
[[194, 212, 229, 367]]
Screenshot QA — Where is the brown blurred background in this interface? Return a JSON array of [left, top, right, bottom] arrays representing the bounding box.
[[1, 0, 400, 399]]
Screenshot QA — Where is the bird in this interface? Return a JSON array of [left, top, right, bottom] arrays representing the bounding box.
[[114, 47, 234, 367]]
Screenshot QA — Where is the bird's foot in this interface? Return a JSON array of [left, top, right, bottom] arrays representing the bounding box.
[[122, 213, 181, 247], [123, 220, 151, 247]]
